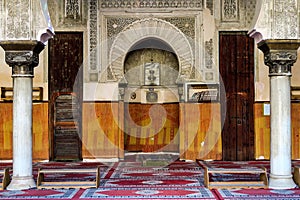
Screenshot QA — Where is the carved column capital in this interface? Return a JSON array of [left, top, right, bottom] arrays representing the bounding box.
[[258, 39, 300, 76], [0, 40, 45, 77]]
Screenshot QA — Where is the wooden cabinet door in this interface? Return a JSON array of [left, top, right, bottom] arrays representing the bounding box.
[[219, 32, 255, 161], [48, 32, 83, 161]]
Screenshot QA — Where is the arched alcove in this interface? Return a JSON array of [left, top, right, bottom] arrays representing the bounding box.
[[124, 37, 179, 87], [109, 18, 194, 82]]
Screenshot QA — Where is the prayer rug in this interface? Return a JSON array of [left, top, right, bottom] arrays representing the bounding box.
[[214, 188, 300, 199], [80, 187, 216, 199], [0, 189, 79, 199], [116, 161, 202, 172], [100, 178, 204, 187], [109, 170, 203, 179]]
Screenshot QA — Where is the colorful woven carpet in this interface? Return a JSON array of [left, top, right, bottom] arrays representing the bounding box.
[[0, 156, 299, 199]]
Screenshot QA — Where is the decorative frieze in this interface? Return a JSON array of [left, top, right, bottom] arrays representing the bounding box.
[[221, 0, 239, 22], [100, 0, 203, 10]]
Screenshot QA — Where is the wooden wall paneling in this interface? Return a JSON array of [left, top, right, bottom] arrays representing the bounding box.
[[292, 103, 300, 159], [0, 103, 12, 159], [124, 103, 179, 153], [0, 103, 49, 161], [254, 103, 270, 159], [32, 103, 49, 160], [254, 102, 300, 160], [180, 103, 222, 161], [118, 101, 124, 159], [82, 102, 120, 158]]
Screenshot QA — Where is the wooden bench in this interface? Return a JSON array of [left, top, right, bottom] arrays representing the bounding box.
[[37, 167, 100, 189], [0, 168, 10, 190], [293, 166, 300, 186], [204, 166, 268, 189]]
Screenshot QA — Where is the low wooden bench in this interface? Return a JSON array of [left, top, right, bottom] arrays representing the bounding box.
[[204, 166, 268, 189], [293, 166, 300, 186], [0, 168, 10, 190], [37, 167, 100, 189]]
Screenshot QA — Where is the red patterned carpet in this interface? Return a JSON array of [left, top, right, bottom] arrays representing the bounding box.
[[0, 155, 299, 199]]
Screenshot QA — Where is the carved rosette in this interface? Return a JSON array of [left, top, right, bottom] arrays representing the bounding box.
[[258, 40, 300, 77]]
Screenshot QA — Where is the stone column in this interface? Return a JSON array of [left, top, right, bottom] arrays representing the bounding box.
[[0, 40, 45, 190], [258, 40, 300, 189]]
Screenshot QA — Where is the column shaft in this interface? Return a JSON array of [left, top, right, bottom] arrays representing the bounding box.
[[7, 76, 36, 190], [269, 75, 295, 189]]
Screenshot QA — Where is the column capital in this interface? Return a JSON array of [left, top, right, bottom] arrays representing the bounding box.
[[258, 40, 300, 76], [0, 40, 45, 76]]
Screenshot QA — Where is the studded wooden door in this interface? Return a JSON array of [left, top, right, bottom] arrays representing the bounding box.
[[219, 32, 255, 161], [48, 32, 83, 161]]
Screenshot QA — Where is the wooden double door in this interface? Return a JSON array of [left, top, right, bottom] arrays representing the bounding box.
[[48, 32, 83, 161], [219, 32, 255, 161]]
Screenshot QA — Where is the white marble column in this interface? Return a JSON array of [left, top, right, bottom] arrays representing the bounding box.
[[258, 40, 300, 189], [0, 41, 45, 190]]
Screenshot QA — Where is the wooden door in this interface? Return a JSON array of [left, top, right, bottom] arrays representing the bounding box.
[[48, 32, 83, 161], [219, 32, 254, 161]]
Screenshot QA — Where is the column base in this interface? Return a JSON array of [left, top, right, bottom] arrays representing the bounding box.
[[7, 176, 36, 190], [268, 173, 297, 189]]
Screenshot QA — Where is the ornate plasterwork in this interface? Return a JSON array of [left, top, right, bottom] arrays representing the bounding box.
[[273, 0, 298, 39], [65, 0, 81, 20], [4, 0, 31, 39], [108, 18, 194, 82], [100, 0, 204, 10], [249, 0, 300, 42], [107, 17, 195, 41], [0, 0, 54, 43], [88, 0, 98, 80], [221, 0, 239, 22], [205, 39, 213, 69], [206, 0, 214, 15]]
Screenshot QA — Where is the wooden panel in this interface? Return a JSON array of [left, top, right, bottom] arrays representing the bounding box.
[[0, 103, 12, 159], [32, 103, 49, 160], [82, 102, 120, 158], [253, 103, 270, 159], [0, 103, 49, 160], [219, 32, 255, 161], [124, 103, 179, 153], [179, 103, 222, 161], [254, 102, 300, 160]]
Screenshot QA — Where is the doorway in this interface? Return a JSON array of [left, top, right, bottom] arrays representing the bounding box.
[[48, 32, 83, 161], [219, 32, 255, 161]]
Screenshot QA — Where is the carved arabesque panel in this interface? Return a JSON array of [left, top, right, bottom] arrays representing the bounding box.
[[5, 0, 31, 39], [273, 0, 298, 39]]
